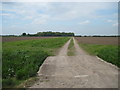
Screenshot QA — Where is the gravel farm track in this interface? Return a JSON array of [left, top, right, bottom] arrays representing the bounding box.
[[29, 37, 118, 88]]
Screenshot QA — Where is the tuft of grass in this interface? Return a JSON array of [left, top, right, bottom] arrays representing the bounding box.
[[2, 37, 70, 88], [68, 38, 75, 56], [79, 44, 120, 68]]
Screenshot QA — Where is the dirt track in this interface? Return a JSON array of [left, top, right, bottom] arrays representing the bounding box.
[[30, 38, 118, 88]]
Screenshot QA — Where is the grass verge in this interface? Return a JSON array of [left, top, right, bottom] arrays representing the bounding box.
[[2, 37, 70, 88], [16, 77, 39, 88], [68, 38, 75, 56], [79, 44, 120, 68]]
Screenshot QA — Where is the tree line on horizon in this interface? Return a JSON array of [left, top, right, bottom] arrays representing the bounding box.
[[22, 31, 75, 37]]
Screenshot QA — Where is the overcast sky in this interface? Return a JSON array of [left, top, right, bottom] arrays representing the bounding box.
[[0, 2, 118, 35]]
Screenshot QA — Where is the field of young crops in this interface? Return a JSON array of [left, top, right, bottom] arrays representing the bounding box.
[[75, 37, 120, 68], [2, 37, 70, 87]]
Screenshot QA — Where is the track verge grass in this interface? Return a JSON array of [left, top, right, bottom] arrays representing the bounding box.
[[67, 38, 75, 56], [2, 37, 70, 88], [79, 44, 120, 68]]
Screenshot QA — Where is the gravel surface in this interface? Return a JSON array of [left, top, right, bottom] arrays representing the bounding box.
[[29, 37, 118, 88]]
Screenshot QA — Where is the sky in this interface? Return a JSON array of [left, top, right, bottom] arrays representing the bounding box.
[[0, 1, 118, 35]]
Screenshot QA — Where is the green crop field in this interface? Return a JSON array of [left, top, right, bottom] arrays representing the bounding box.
[[79, 44, 120, 68], [2, 37, 69, 87]]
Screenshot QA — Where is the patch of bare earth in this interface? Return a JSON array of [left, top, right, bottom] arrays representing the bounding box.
[[75, 37, 118, 45], [2, 37, 55, 42]]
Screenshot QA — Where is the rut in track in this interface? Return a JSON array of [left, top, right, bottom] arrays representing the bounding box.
[[30, 37, 118, 88]]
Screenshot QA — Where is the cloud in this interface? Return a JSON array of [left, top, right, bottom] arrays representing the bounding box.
[[1, 2, 118, 35], [23, 16, 33, 20], [2, 2, 49, 18], [0, 13, 15, 18], [113, 23, 118, 27], [0, 13, 10, 16], [0, 13, 17, 20], [48, 3, 114, 21], [2, 2, 116, 21], [1, 9, 16, 12], [79, 20, 90, 25], [11, 25, 17, 28], [1, 0, 119, 2], [107, 20, 113, 23], [107, 19, 118, 27], [31, 14, 50, 24]]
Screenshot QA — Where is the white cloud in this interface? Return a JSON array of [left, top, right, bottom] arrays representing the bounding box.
[[113, 23, 118, 27], [32, 19, 47, 24], [107, 19, 118, 27], [49, 3, 113, 21], [0, 13, 17, 19], [24, 16, 33, 20], [79, 20, 90, 25], [11, 25, 17, 28], [0, 13, 10, 16], [31, 14, 50, 24], [1, 9, 16, 12], [1, 0, 119, 2], [107, 20, 113, 23], [2, 2, 118, 35], [2, 2, 116, 21]]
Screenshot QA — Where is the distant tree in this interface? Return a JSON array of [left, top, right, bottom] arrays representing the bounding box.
[[22, 33, 26, 36]]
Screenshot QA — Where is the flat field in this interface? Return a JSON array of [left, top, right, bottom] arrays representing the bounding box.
[[75, 37, 118, 45], [75, 37, 119, 68], [2, 37, 69, 87], [2, 36, 55, 42]]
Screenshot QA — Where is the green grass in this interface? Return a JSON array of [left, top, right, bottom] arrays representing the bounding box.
[[79, 44, 120, 68], [16, 76, 39, 88], [68, 38, 75, 56], [2, 37, 70, 87]]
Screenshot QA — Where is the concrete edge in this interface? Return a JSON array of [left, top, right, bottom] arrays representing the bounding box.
[[37, 56, 51, 75], [96, 56, 119, 70]]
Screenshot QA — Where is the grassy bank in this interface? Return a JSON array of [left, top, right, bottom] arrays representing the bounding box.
[[68, 38, 75, 56], [2, 37, 69, 87], [79, 44, 120, 68]]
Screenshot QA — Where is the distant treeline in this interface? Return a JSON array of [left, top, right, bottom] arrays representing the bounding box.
[[75, 35, 120, 37], [2, 33, 120, 37], [22, 31, 75, 37]]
